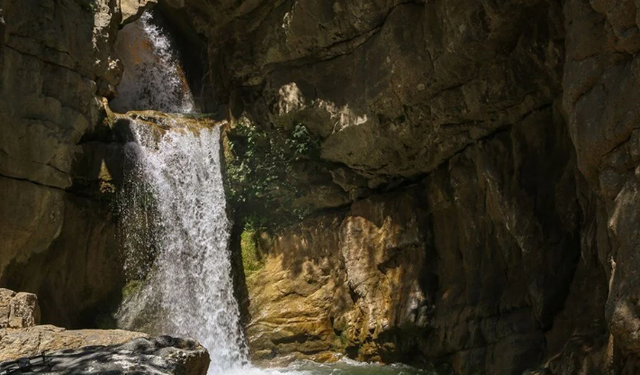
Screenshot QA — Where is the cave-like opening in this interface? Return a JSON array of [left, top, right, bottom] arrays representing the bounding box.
[[109, 5, 211, 114]]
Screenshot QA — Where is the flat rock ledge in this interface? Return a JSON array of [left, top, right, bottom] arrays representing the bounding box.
[[0, 335, 210, 375], [0, 325, 148, 362], [0, 289, 210, 375]]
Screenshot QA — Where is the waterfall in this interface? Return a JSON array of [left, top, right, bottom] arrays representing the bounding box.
[[117, 119, 249, 374], [110, 11, 195, 113], [112, 9, 254, 374]]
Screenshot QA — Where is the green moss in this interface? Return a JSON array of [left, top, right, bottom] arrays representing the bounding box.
[[122, 279, 143, 300], [240, 226, 264, 276]]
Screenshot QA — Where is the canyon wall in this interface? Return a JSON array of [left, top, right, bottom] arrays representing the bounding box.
[[0, 0, 153, 327], [2, 0, 640, 374], [179, 0, 640, 373]]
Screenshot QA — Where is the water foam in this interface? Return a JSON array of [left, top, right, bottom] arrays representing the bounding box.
[[118, 120, 248, 374]]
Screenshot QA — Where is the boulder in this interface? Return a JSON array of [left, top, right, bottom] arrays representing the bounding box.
[[9, 292, 40, 329], [0, 334, 209, 375], [0, 289, 13, 328], [0, 289, 209, 375], [0, 289, 40, 329], [120, 0, 157, 25]]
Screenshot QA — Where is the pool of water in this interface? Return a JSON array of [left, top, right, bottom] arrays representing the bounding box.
[[223, 359, 435, 375]]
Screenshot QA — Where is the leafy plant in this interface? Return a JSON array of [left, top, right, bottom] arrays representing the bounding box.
[[224, 118, 322, 227], [286, 123, 321, 160]]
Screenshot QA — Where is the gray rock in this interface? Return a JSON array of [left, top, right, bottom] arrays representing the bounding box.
[[0, 289, 15, 328], [0, 0, 150, 328], [0, 336, 210, 375]]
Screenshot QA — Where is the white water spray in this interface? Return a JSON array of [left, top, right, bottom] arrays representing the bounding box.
[[118, 120, 249, 374], [112, 10, 251, 374]]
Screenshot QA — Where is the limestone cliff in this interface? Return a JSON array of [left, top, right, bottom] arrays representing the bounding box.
[[177, 0, 640, 373], [0, 0, 152, 327], [2, 0, 640, 375]]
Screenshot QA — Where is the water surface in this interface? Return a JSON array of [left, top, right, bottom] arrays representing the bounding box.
[[224, 359, 434, 375]]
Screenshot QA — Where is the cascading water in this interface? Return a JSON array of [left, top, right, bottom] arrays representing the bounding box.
[[118, 121, 249, 374], [110, 11, 195, 113], [113, 9, 249, 375]]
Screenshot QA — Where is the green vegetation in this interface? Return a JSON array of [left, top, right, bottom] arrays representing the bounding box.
[[224, 118, 321, 226], [240, 224, 264, 277], [122, 279, 144, 300]]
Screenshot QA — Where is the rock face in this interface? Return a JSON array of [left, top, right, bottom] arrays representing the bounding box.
[[0, 288, 142, 361], [172, 0, 640, 374], [0, 289, 41, 329], [3, 0, 640, 375], [247, 194, 429, 363], [0, 0, 151, 327], [0, 289, 209, 375], [246, 107, 580, 373], [0, 325, 147, 362]]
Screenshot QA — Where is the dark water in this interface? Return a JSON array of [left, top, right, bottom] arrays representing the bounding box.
[[252, 359, 435, 375]]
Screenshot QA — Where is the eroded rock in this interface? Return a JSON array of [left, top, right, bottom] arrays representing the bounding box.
[[8, 292, 40, 329], [245, 105, 582, 374], [0, 325, 146, 362], [0, 288, 40, 329], [0, 289, 209, 375], [0, 0, 151, 327], [120, 0, 157, 25]]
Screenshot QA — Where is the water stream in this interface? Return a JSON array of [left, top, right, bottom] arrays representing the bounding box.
[[114, 10, 431, 375], [118, 120, 249, 374], [110, 11, 195, 113]]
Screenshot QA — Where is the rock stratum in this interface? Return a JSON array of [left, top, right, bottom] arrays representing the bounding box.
[[1, 0, 640, 374]]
